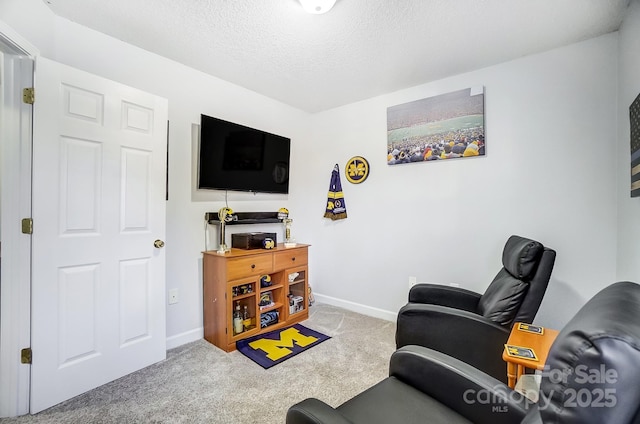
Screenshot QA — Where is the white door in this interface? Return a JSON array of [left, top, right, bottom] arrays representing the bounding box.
[[30, 57, 168, 413]]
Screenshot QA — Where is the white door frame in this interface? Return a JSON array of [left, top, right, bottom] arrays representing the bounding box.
[[0, 20, 38, 418]]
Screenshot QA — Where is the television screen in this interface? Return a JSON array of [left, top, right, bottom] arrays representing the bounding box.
[[198, 114, 290, 194]]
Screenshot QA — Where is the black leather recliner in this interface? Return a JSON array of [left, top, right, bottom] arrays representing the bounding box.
[[396, 235, 556, 383], [287, 281, 640, 424]]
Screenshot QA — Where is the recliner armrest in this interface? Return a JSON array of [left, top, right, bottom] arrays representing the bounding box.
[[396, 303, 511, 382], [286, 398, 354, 424], [390, 345, 532, 424], [408, 283, 481, 312]]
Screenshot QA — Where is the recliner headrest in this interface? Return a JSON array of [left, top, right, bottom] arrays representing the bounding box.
[[502, 235, 544, 280]]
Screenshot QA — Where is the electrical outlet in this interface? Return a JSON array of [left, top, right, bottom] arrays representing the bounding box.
[[168, 288, 179, 305], [409, 276, 417, 289]]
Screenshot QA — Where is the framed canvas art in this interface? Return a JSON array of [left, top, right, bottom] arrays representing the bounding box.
[[387, 87, 485, 165]]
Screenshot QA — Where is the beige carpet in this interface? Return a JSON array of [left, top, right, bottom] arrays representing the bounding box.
[[1, 303, 396, 424]]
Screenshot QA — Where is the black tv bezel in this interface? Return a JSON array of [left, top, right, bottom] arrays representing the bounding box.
[[198, 114, 291, 194]]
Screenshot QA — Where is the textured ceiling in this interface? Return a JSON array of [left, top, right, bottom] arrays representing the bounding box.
[[43, 0, 630, 113]]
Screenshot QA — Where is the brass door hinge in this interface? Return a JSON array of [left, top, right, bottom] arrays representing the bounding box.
[[21, 218, 33, 234], [21, 348, 32, 364], [22, 87, 34, 105]]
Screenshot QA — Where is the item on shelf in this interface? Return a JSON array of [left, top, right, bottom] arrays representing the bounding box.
[[260, 311, 279, 328], [288, 272, 300, 283], [262, 237, 275, 249], [283, 217, 296, 247], [216, 207, 235, 254], [260, 274, 272, 288], [231, 232, 278, 250], [289, 295, 304, 314], [308, 285, 315, 306], [205, 211, 283, 225], [233, 284, 252, 296], [233, 301, 243, 335], [259, 291, 274, 309], [277, 208, 289, 220], [243, 305, 251, 331]]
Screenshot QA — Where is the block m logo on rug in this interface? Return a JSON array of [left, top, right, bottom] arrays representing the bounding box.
[[249, 327, 317, 360], [237, 324, 331, 368]]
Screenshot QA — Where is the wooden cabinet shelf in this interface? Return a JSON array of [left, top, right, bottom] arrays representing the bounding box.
[[231, 292, 255, 301], [203, 244, 310, 352], [261, 283, 284, 292]]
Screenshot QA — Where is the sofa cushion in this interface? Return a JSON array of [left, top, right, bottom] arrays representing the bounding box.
[[478, 269, 529, 326], [337, 377, 472, 424], [502, 236, 544, 280]]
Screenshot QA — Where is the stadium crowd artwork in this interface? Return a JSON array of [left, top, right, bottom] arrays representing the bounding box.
[[386, 86, 485, 165]]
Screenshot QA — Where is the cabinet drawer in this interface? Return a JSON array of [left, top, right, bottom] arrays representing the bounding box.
[[274, 248, 308, 270], [227, 255, 273, 280]]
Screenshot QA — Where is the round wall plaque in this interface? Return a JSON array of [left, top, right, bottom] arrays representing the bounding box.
[[345, 156, 370, 184]]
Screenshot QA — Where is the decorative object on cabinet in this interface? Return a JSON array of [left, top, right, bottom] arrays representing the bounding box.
[[216, 207, 234, 253], [278, 207, 296, 247], [202, 244, 310, 352], [262, 238, 275, 249], [323, 164, 347, 220], [205, 211, 284, 225], [259, 291, 275, 309], [236, 324, 331, 369], [387, 86, 485, 165], [260, 274, 272, 288], [345, 156, 370, 184], [205, 210, 295, 252], [289, 295, 304, 314], [231, 232, 278, 250]]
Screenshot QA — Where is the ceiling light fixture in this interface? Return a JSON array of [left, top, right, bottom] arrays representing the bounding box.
[[298, 0, 337, 14]]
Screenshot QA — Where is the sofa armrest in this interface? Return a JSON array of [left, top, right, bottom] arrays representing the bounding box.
[[396, 303, 511, 382], [408, 283, 481, 312], [286, 398, 355, 424], [390, 345, 532, 424]]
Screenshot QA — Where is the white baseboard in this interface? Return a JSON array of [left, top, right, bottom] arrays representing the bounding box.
[[166, 327, 203, 350], [164, 296, 397, 350], [313, 293, 397, 322]]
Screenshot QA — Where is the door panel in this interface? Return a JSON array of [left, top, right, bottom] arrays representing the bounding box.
[[31, 57, 168, 413]]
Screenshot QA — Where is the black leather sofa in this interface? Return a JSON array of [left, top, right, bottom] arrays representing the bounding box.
[[287, 281, 640, 424]]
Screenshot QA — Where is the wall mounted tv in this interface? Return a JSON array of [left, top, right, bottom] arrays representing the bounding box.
[[198, 114, 291, 194]]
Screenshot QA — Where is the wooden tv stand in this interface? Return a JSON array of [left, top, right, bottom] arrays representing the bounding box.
[[202, 244, 310, 352]]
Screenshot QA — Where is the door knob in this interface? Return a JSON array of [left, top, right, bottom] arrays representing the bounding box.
[[154, 239, 165, 248]]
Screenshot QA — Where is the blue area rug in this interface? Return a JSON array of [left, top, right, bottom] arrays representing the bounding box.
[[236, 324, 331, 369]]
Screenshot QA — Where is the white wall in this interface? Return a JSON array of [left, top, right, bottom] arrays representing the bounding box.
[[0, 0, 624, 345], [0, 0, 310, 348], [617, 0, 640, 282], [297, 34, 619, 328]]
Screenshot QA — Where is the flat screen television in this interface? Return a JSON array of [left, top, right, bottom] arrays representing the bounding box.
[[198, 114, 291, 194]]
